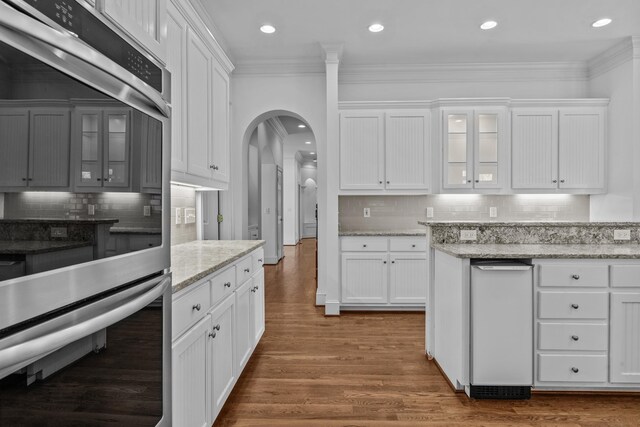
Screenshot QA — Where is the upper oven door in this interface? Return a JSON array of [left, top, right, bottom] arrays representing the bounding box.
[[0, 1, 171, 331]]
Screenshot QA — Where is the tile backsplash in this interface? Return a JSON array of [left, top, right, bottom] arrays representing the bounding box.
[[339, 195, 590, 231], [171, 184, 197, 246]]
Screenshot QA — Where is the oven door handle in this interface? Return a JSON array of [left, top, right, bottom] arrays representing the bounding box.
[[0, 277, 170, 374], [0, 1, 170, 118]]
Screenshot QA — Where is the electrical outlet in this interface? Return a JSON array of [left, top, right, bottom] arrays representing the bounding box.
[[363, 208, 371, 218], [143, 206, 151, 217], [460, 229, 477, 241], [426, 207, 434, 218], [88, 204, 95, 216], [51, 227, 68, 238], [489, 207, 497, 218], [175, 208, 183, 225], [184, 208, 196, 224], [614, 229, 631, 241]]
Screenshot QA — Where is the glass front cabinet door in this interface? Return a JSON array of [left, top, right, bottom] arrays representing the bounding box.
[[442, 108, 505, 190]]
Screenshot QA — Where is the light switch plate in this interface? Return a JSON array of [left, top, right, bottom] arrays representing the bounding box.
[[489, 207, 497, 218], [426, 207, 434, 218], [364, 208, 370, 218], [614, 229, 631, 240], [88, 204, 95, 216], [184, 208, 196, 224], [143, 206, 151, 217], [460, 229, 477, 241], [175, 208, 183, 225]]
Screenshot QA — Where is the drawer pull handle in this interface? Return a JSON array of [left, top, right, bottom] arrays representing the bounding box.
[[571, 274, 580, 280], [209, 331, 216, 339], [571, 335, 579, 341], [251, 287, 257, 293], [571, 367, 579, 373], [192, 303, 201, 311], [244, 268, 250, 273], [571, 304, 579, 310], [258, 259, 263, 263], [224, 282, 232, 288], [213, 324, 221, 331]]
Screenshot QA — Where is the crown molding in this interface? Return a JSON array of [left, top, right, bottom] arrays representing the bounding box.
[[339, 61, 588, 84], [266, 117, 288, 141], [233, 58, 325, 76], [588, 36, 640, 79], [339, 98, 610, 110]]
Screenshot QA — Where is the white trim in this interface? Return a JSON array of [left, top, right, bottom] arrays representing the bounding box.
[[233, 58, 325, 76], [339, 62, 588, 84], [339, 98, 610, 110], [324, 300, 341, 316], [588, 36, 639, 79], [266, 117, 288, 141], [340, 305, 424, 311], [315, 291, 326, 306]]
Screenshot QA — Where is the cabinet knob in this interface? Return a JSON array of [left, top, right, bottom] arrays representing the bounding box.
[[258, 259, 263, 263], [386, 181, 390, 184], [224, 282, 231, 288], [209, 331, 216, 339], [571, 367, 579, 373], [97, 178, 102, 181], [391, 260, 395, 264], [363, 244, 367, 248], [383, 260, 387, 264], [412, 244, 416, 248], [571, 303, 579, 310], [552, 179, 558, 183], [192, 303, 201, 311], [209, 164, 219, 171], [571, 335, 579, 341], [213, 324, 221, 331], [475, 179, 479, 183], [560, 179, 565, 183], [254, 285, 259, 291], [251, 288, 257, 293], [244, 268, 250, 273], [379, 180, 382, 184], [571, 274, 580, 280], [21, 178, 26, 181]]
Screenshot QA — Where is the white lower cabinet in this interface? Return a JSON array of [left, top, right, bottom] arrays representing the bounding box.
[[172, 247, 265, 426], [610, 292, 640, 383], [340, 237, 426, 308]]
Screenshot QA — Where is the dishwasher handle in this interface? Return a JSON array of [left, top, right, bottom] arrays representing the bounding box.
[[473, 265, 532, 271]]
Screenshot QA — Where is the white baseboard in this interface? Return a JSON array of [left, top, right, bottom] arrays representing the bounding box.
[[264, 256, 279, 265], [324, 300, 340, 316], [315, 291, 326, 306], [340, 305, 425, 312]]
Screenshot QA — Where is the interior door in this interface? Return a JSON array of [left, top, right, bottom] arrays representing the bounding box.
[[200, 191, 219, 240]]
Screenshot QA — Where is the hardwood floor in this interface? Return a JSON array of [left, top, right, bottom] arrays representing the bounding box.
[[215, 239, 640, 426]]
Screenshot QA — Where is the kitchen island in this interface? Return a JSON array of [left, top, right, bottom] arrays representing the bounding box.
[[423, 221, 640, 397]]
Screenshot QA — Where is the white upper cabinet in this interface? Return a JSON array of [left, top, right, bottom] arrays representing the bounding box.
[[166, 1, 187, 173], [210, 62, 230, 183], [442, 107, 506, 191], [340, 111, 385, 190], [339, 109, 430, 192], [99, 0, 167, 64], [0, 108, 29, 187], [511, 105, 606, 193]]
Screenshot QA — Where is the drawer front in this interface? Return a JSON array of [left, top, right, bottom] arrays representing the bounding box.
[[538, 292, 608, 319], [252, 248, 264, 272], [236, 256, 254, 285], [538, 322, 608, 351], [172, 281, 211, 337], [610, 265, 640, 288], [341, 237, 388, 252], [538, 354, 608, 383], [211, 266, 236, 306], [539, 264, 608, 288], [389, 238, 427, 252]]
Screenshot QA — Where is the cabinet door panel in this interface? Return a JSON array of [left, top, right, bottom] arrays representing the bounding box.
[[75, 109, 103, 188], [209, 295, 236, 420], [473, 110, 503, 189], [235, 279, 253, 373], [166, 2, 188, 173], [186, 29, 212, 179], [385, 111, 430, 190], [339, 112, 384, 190], [341, 253, 388, 304], [0, 109, 29, 187], [210, 63, 230, 183], [252, 269, 265, 345], [389, 254, 427, 304], [610, 293, 640, 383], [141, 115, 163, 191], [172, 316, 210, 427], [29, 109, 70, 188], [559, 109, 605, 190], [443, 111, 473, 189], [511, 109, 558, 189]]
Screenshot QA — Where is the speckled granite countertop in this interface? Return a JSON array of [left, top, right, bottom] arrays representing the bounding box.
[[171, 240, 265, 293], [0, 240, 93, 255], [432, 243, 640, 259], [339, 229, 427, 236], [419, 221, 640, 227], [110, 227, 162, 235]]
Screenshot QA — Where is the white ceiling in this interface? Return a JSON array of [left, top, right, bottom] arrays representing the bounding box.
[[278, 115, 309, 134], [197, 0, 640, 66]]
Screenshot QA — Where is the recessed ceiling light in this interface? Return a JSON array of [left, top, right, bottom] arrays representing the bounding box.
[[260, 24, 276, 34], [313, 159, 317, 162], [592, 18, 612, 28], [305, 141, 311, 145], [310, 152, 315, 155], [480, 20, 498, 30], [298, 124, 306, 128], [368, 23, 384, 33]]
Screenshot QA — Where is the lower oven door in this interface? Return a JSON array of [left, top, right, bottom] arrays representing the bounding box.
[[0, 274, 172, 426]]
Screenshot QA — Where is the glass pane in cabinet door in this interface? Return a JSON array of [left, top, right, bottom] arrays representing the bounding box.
[[447, 164, 468, 186], [477, 164, 498, 185], [81, 162, 100, 184], [106, 164, 125, 184], [81, 114, 99, 161], [108, 114, 127, 162], [478, 114, 498, 163], [447, 115, 468, 185]]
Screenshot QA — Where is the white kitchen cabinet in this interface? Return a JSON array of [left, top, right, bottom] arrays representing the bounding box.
[[210, 61, 230, 183], [166, 1, 187, 173], [442, 108, 505, 190], [511, 107, 606, 192], [341, 253, 388, 304], [610, 293, 640, 383], [339, 110, 430, 192], [208, 294, 236, 422], [99, 0, 166, 63], [235, 279, 253, 372], [389, 253, 427, 304], [252, 269, 266, 344], [172, 315, 210, 427], [0, 108, 29, 187], [139, 113, 163, 193]]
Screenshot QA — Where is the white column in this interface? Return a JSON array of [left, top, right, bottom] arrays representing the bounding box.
[[319, 44, 342, 315]]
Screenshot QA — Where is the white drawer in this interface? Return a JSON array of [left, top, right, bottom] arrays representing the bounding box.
[[610, 265, 640, 288], [538, 322, 608, 351], [538, 354, 607, 383], [212, 266, 236, 306], [538, 264, 608, 288], [341, 237, 388, 252], [538, 292, 608, 320], [172, 281, 211, 338], [252, 248, 264, 272], [236, 256, 254, 285], [389, 238, 426, 252]]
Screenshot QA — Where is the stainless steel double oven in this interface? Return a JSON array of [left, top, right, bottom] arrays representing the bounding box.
[[0, 1, 171, 425]]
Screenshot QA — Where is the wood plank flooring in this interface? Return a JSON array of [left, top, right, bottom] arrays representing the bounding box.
[[215, 239, 640, 426]]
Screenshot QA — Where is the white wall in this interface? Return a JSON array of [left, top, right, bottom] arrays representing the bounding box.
[[247, 137, 260, 229]]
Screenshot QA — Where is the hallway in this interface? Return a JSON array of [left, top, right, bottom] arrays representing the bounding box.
[[215, 239, 640, 426]]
